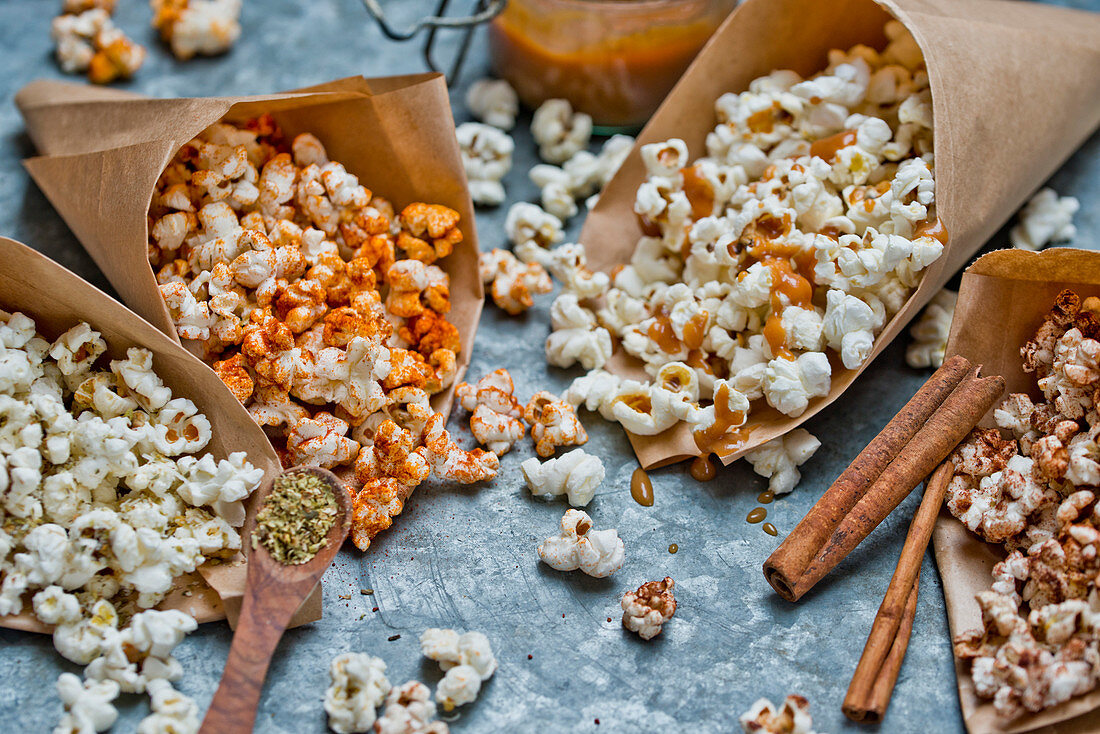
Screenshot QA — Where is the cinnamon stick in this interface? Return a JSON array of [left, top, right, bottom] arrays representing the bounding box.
[[843, 462, 953, 723], [763, 356, 979, 601]]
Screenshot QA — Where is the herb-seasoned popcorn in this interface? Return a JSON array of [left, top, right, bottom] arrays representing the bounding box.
[[148, 116, 489, 550], [150, 0, 242, 61], [537, 509, 624, 578], [54, 672, 120, 734], [136, 678, 201, 734], [557, 22, 941, 464]]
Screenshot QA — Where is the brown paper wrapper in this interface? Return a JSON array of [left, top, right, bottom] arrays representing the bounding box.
[[0, 237, 321, 636], [14, 73, 483, 418], [936, 248, 1100, 734], [581, 0, 1100, 470]]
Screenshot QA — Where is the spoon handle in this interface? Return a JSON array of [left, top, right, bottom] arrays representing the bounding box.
[[199, 568, 300, 734]]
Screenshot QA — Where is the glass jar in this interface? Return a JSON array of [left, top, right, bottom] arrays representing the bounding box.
[[489, 0, 736, 132]]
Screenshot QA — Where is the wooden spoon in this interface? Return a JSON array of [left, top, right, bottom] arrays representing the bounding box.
[[199, 466, 351, 734]]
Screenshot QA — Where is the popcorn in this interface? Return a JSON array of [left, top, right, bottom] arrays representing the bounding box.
[[762, 353, 832, 418], [434, 665, 482, 711], [324, 653, 392, 734], [505, 202, 564, 265], [906, 288, 956, 369], [563, 369, 623, 421], [743, 429, 821, 495], [538, 509, 624, 578], [521, 450, 605, 507], [466, 78, 518, 131], [375, 681, 450, 734], [524, 390, 588, 457], [545, 243, 609, 299], [478, 248, 552, 315], [456, 122, 514, 207], [150, 0, 242, 60], [54, 673, 119, 734], [1010, 188, 1080, 251], [419, 628, 497, 680], [531, 98, 593, 164], [136, 679, 201, 734], [51, 8, 145, 84], [739, 695, 819, 734], [545, 293, 612, 371], [455, 369, 526, 456], [621, 577, 677, 640]]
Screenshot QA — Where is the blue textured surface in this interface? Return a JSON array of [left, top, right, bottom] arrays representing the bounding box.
[[0, 1, 1097, 732]]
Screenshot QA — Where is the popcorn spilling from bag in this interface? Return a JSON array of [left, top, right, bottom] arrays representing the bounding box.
[[147, 116, 493, 551], [51, 6, 145, 84], [950, 290, 1100, 719], [1009, 188, 1080, 251]]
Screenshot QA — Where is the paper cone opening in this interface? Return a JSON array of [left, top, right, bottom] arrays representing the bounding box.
[[580, 0, 1100, 470]]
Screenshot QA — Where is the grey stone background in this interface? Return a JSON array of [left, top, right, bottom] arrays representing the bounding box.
[[0, 0, 1097, 731]]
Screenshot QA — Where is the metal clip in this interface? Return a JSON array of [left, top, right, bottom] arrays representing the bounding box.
[[361, 0, 508, 85]]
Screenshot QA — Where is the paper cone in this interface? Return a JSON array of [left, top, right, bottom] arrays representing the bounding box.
[[0, 237, 320, 635], [15, 73, 483, 418], [580, 0, 1100, 470], [935, 247, 1100, 734]]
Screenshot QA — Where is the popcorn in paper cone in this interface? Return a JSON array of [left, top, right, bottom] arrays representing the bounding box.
[[936, 248, 1100, 734], [0, 237, 320, 634], [14, 74, 483, 418], [580, 0, 1100, 470]]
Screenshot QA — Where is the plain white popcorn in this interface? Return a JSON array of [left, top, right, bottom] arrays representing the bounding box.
[[375, 681, 450, 734], [906, 288, 956, 368], [419, 629, 498, 679], [466, 78, 519, 131], [151, 0, 242, 60], [564, 21, 942, 464], [434, 665, 482, 711], [135, 679, 201, 734], [531, 98, 593, 164], [54, 672, 120, 734], [324, 653, 392, 734], [1009, 188, 1080, 251], [743, 429, 821, 495], [538, 509, 624, 578], [456, 122, 514, 207], [528, 134, 634, 223], [506, 202, 563, 266], [521, 450, 605, 507], [739, 694, 820, 734]]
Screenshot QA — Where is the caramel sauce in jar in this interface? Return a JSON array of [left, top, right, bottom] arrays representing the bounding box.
[[489, 0, 735, 129], [630, 467, 654, 506], [809, 130, 857, 163]]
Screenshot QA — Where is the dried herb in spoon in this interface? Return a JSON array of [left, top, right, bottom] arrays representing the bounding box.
[[252, 472, 338, 565]]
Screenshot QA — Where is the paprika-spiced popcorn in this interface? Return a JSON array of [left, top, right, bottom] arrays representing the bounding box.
[[554, 21, 941, 472], [150, 0, 242, 61], [51, 7, 145, 84], [455, 369, 526, 456], [523, 390, 588, 458], [949, 290, 1100, 719], [478, 248, 552, 316], [148, 117, 496, 551]]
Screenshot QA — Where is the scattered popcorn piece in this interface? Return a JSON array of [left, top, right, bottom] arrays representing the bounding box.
[[434, 665, 481, 712], [455, 369, 525, 455], [374, 681, 450, 734], [739, 695, 819, 734], [524, 390, 589, 457], [150, 0, 242, 60], [324, 653, 392, 734], [419, 629, 497, 680], [545, 292, 612, 371], [531, 99, 593, 164], [1010, 188, 1080, 251], [521, 449, 605, 507], [54, 673, 119, 734], [51, 8, 145, 84], [465, 78, 518, 131], [621, 577, 677, 640], [538, 509, 624, 578], [136, 679, 200, 734], [906, 288, 956, 368], [743, 429, 821, 495], [505, 202, 563, 266], [478, 248, 552, 315], [456, 122, 514, 207]]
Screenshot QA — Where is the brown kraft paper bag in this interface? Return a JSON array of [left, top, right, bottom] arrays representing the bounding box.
[[935, 248, 1100, 734], [580, 0, 1100, 470], [0, 237, 320, 635], [13, 73, 483, 418]]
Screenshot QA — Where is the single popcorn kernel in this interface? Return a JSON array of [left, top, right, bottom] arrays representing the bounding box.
[[252, 471, 339, 565]]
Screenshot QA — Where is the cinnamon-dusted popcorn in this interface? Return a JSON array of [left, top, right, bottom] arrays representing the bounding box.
[[1010, 188, 1080, 251], [478, 248, 552, 315], [521, 450, 605, 507], [375, 681, 450, 734], [621, 577, 677, 640], [51, 8, 145, 84], [465, 78, 519, 131], [743, 429, 821, 495], [538, 509, 624, 578], [455, 369, 526, 456], [906, 288, 956, 368], [455, 122, 513, 207], [324, 653, 391, 734], [739, 695, 819, 734], [524, 390, 588, 457], [148, 118, 470, 550], [150, 0, 242, 60], [531, 98, 593, 164], [953, 290, 1100, 718]]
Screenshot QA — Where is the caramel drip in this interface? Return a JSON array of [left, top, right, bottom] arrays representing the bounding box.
[[914, 217, 949, 245], [819, 225, 843, 239], [689, 455, 716, 481], [746, 106, 776, 134], [762, 258, 813, 359], [762, 523, 778, 536], [647, 315, 682, 354], [757, 490, 775, 504], [709, 428, 751, 455], [809, 130, 857, 163], [680, 164, 715, 219], [692, 384, 746, 455], [668, 543, 679, 554], [682, 312, 709, 351], [747, 507, 767, 524], [638, 214, 662, 237], [630, 468, 654, 507]]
